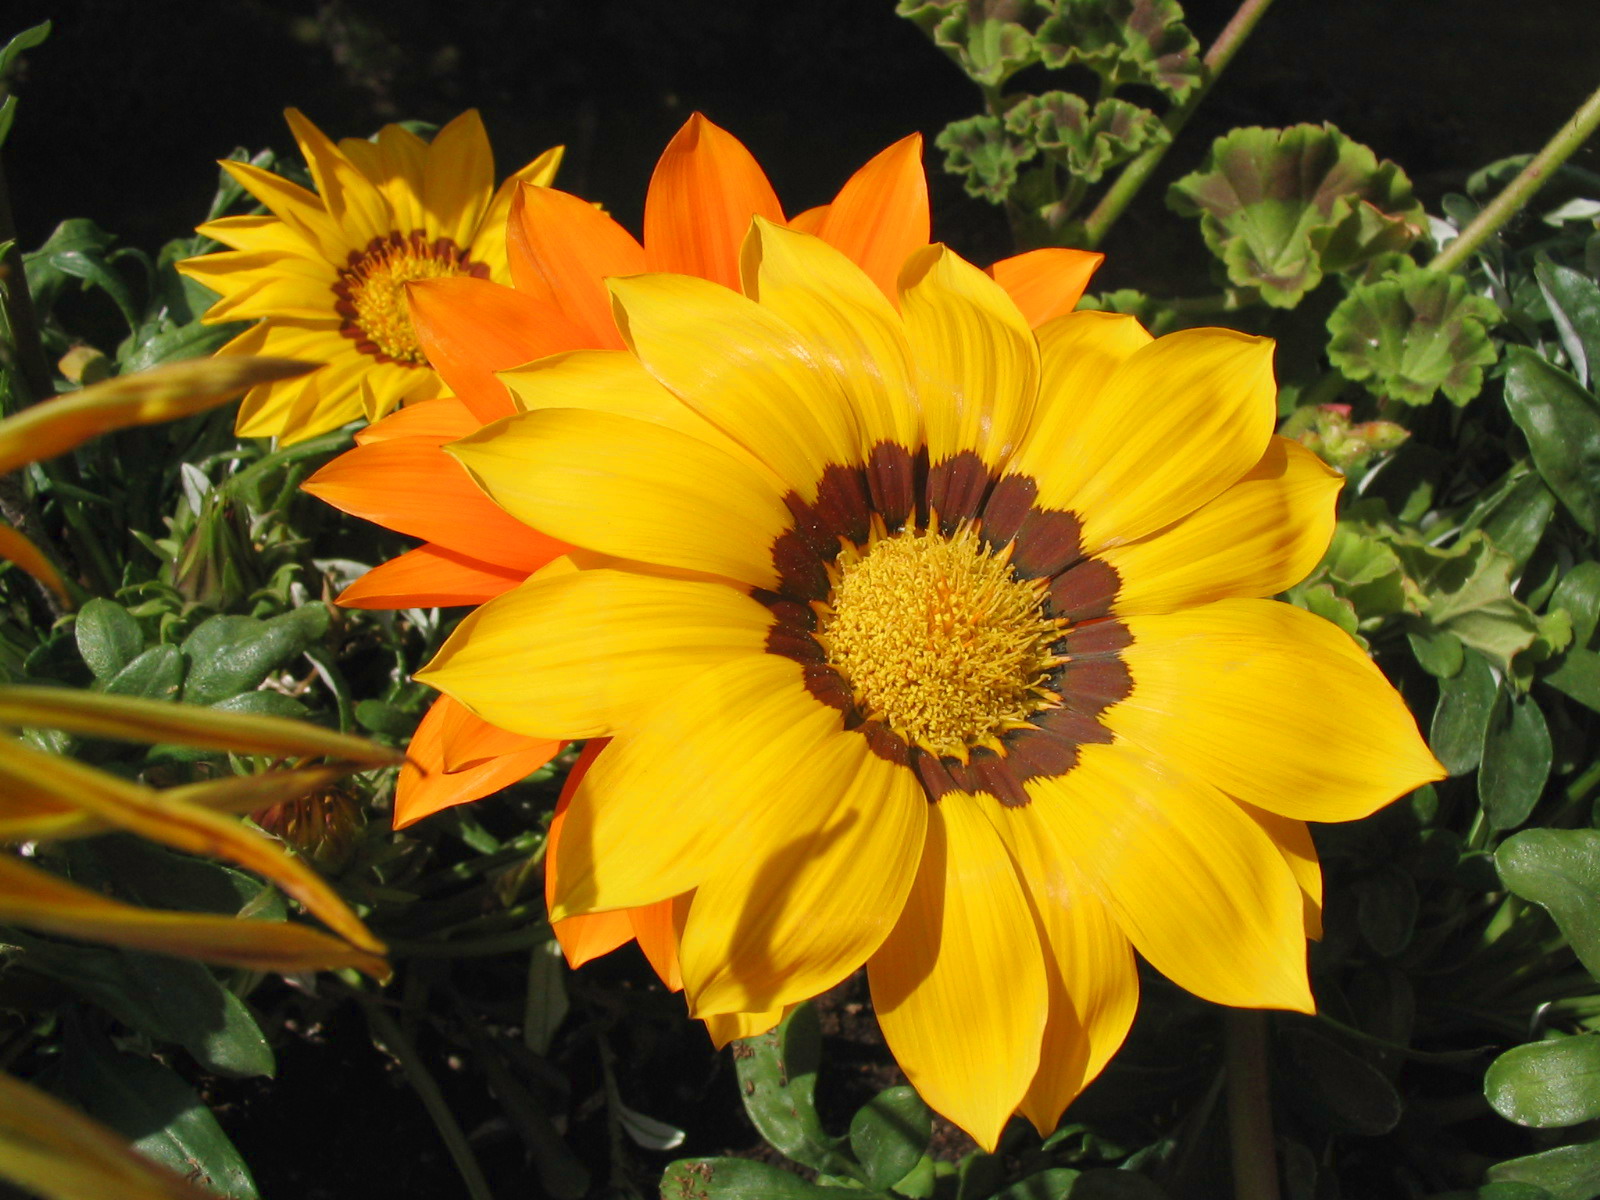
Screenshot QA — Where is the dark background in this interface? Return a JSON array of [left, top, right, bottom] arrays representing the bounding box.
[[6, 0, 1600, 297]]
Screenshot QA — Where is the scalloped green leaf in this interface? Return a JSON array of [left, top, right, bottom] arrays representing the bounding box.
[[936, 114, 1036, 203], [1168, 124, 1426, 308], [1327, 265, 1501, 406], [1004, 93, 1167, 184], [1036, 0, 1201, 101], [897, 0, 1040, 88]]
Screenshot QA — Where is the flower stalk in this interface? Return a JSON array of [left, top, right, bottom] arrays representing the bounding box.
[[1226, 1009, 1280, 1200]]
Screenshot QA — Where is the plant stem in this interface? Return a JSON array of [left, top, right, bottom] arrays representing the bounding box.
[[1081, 0, 1279, 249], [0, 158, 53, 409], [1432, 79, 1600, 274], [1226, 1009, 1279, 1200], [362, 997, 496, 1200]]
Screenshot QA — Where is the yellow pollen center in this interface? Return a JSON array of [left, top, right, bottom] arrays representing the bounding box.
[[819, 525, 1063, 758], [336, 236, 472, 365]]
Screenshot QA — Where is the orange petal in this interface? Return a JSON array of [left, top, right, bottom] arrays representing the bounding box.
[[354, 395, 480, 445], [547, 739, 638, 967], [814, 134, 929, 302], [988, 248, 1104, 327], [509, 184, 645, 348], [304, 439, 566, 572], [643, 113, 784, 288], [630, 896, 686, 992], [408, 276, 590, 423], [337, 543, 528, 609], [787, 205, 830, 235], [394, 695, 561, 828]]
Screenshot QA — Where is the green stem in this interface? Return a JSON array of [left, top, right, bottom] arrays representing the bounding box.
[[386, 920, 556, 960], [0, 157, 53, 409], [1081, 0, 1279, 248], [361, 997, 495, 1200], [1432, 79, 1600, 274], [1226, 1009, 1279, 1200]]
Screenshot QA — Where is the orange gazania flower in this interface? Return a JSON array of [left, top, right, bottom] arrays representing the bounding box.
[[305, 114, 1101, 830]]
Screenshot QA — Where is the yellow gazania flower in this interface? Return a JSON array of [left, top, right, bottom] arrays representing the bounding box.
[[177, 110, 562, 444], [417, 222, 1443, 1148]]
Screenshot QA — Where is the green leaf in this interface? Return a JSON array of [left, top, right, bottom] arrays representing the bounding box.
[[1503, 348, 1600, 536], [1281, 1029, 1401, 1136], [354, 699, 418, 738], [1480, 689, 1553, 830], [1536, 258, 1600, 389], [181, 605, 330, 706], [899, 1, 1039, 88], [119, 320, 249, 375], [936, 115, 1036, 204], [1544, 647, 1600, 714], [523, 938, 568, 1057], [1036, 0, 1201, 100], [848, 1087, 931, 1191], [1551, 562, 1600, 649], [1497, 829, 1600, 980], [0, 22, 50, 149], [1476, 471, 1558, 572], [52, 1036, 259, 1199], [1488, 1036, 1600, 1129], [998, 1170, 1084, 1200], [660, 1158, 863, 1200], [1429, 1185, 1556, 1200], [1487, 1141, 1600, 1200], [733, 1005, 857, 1178], [1003, 94, 1167, 185], [1327, 264, 1501, 406], [1168, 124, 1425, 308], [1408, 626, 1464, 678], [1354, 865, 1418, 957], [1064, 1171, 1171, 1198], [75, 599, 145, 681], [102, 645, 185, 702], [24, 219, 141, 331], [1431, 650, 1498, 775]]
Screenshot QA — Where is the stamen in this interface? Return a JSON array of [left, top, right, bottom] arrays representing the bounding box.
[[821, 523, 1064, 758], [332, 233, 485, 365]]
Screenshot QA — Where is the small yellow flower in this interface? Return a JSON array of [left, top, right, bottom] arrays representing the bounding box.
[[417, 223, 1444, 1147], [178, 110, 562, 443]]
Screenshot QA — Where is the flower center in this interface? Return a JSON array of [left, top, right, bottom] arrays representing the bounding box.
[[818, 524, 1064, 758], [333, 234, 481, 365]]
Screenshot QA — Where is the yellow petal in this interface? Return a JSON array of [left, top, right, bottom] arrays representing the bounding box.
[[218, 158, 346, 261], [740, 219, 920, 454], [1032, 328, 1277, 550], [419, 568, 772, 740], [179, 250, 336, 322], [448, 408, 792, 589], [0, 686, 399, 764], [0, 357, 314, 475], [1238, 800, 1324, 940], [285, 108, 393, 244], [421, 109, 495, 248], [986, 797, 1139, 1134], [0, 854, 386, 978], [549, 654, 846, 918], [679, 736, 927, 1015], [868, 797, 1046, 1151], [341, 121, 430, 231], [705, 1007, 788, 1049], [0, 524, 68, 601], [898, 245, 1039, 473], [610, 271, 863, 497], [499, 349, 766, 475], [1093, 437, 1341, 616], [0, 1070, 216, 1200], [194, 213, 311, 256], [0, 737, 385, 957], [1110, 599, 1445, 822], [1006, 311, 1152, 483], [1025, 739, 1313, 1012]]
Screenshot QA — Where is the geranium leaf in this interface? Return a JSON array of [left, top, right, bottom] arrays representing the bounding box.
[[1003, 93, 1168, 184], [1327, 265, 1501, 406], [897, 0, 1039, 88], [1168, 124, 1425, 308], [936, 115, 1036, 203], [1036, 0, 1202, 101], [1503, 348, 1600, 536]]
